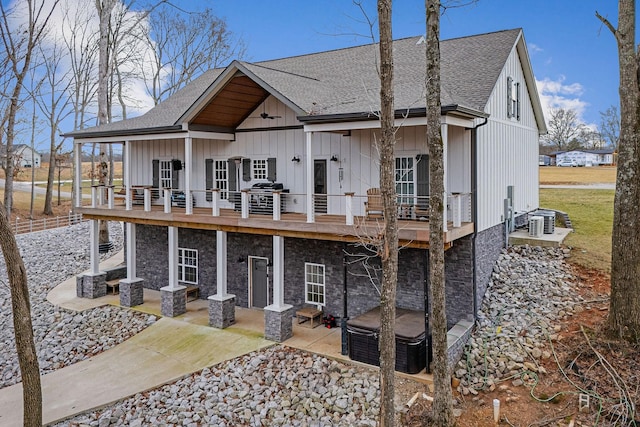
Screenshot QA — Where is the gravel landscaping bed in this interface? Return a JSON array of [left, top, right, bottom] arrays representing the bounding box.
[[1, 223, 583, 425], [0, 221, 156, 389], [453, 245, 582, 393], [54, 346, 383, 427]]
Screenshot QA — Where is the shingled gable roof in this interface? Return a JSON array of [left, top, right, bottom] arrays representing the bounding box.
[[67, 28, 541, 138]]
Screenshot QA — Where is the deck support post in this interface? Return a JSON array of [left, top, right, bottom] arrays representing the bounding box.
[[264, 235, 293, 342], [209, 230, 236, 328], [161, 226, 186, 317], [76, 219, 106, 298], [120, 222, 144, 307]]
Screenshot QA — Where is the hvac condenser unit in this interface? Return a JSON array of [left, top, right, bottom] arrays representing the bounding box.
[[529, 216, 544, 238]]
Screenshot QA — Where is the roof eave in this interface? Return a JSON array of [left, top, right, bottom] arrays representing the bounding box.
[[298, 105, 488, 124], [63, 125, 183, 140]]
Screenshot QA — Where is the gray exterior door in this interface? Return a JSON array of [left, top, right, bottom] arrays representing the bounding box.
[[314, 159, 327, 213], [251, 258, 268, 308]]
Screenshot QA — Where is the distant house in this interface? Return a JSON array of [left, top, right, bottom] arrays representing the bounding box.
[[66, 29, 547, 370], [555, 149, 615, 166], [0, 144, 41, 168], [538, 155, 551, 166]]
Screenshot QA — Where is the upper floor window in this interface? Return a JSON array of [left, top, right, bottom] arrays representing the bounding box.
[[507, 76, 521, 120], [253, 159, 268, 180], [160, 160, 173, 189]]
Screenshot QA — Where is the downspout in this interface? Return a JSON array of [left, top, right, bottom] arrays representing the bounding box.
[[470, 117, 488, 321], [341, 243, 349, 356]]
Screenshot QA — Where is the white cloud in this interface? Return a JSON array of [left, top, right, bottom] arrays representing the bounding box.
[[528, 43, 543, 54], [536, 76, 594, 127]]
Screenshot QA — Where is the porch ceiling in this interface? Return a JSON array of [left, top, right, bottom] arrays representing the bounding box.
[[190, 74, 268, 129]]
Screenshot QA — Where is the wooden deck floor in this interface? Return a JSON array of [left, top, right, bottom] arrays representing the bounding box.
[[79, 203, 474, 248]]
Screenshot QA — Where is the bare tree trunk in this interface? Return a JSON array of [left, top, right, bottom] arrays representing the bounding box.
[[43, 125, 57, 216], [0, 201, 42, 426], [426, 0, 454, 424], [377, 1, 398, 426], [96, 0, 115, 246], [597, 1, 640, 343]]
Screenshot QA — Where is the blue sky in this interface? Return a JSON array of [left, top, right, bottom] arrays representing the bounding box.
[[203, 0, 624, 128], [1, 0, 628, 141]]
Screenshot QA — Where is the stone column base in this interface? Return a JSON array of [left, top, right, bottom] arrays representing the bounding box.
[[208, 294, 236, 329], [264, 304, 294, 342], [160, 285, 187, 317], [76, 272, 107, 299], [119, 278, 145, 307]]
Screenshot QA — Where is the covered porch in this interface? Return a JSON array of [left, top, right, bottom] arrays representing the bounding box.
[[51, 266, 436, 383]]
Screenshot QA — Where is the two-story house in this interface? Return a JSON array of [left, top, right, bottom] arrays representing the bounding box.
[[66, 28, 546, 364]]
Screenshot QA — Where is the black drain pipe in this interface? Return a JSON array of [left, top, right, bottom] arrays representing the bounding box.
[[424, 251, 431, 373], [341, 244, 349, 356], [470, 117, 488, 320]]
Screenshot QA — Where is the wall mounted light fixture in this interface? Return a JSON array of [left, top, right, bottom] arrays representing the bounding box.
[[330, 155, 339, 162], [291, 155, 301, 162]]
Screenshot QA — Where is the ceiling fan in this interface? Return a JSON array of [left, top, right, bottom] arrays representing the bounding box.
[[257, 104, 281, 120]]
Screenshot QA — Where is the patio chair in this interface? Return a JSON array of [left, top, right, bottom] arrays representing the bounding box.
[[364, 187, 384, 218]]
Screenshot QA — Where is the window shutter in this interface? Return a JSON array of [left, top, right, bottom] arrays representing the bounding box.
[[267, 157, 277, 182], [205, 159, 213, 201], [228, 159, 237, 192], [516, 82, 521, 121], [152, 159, 160, 199], [242, 158, 251, 181], [506, 76, 513, 118], [416, 154, 429, 209], [172, 167, 179, 189]]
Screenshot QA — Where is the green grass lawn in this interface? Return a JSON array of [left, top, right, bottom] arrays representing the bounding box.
[[540, 188, 614, 272]]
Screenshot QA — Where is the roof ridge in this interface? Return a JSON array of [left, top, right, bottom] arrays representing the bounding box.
[[242, 62, 321, 81]]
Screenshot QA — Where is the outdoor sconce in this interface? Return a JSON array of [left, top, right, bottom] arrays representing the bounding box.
[[330, 155, 339, 162], [292, 155, 301, 162]]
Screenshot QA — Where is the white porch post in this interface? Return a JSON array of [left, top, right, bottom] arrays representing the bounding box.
[[164, 188, 171, 213], [345, 192, 354, 225], [273, 190, 281, 221], [305, 131, 314, 223], [126, 223, 137, 279], [184, 136, 193, 215], [212, 189, 220, 216], [91, 186, 97, 208], [119, 221, 144, 307], [271, 235, 286, 309], [160, 226, 186, 317], [90, 219, 100, 274], [263, 235, 293, 342], [144, 188, 151, 211], [441, 123, 449, 233], [241, 189, 250, 218], [208, 229, 236, 328], [216, 230, 228, 296], [167, 226, 179, 290], [124, 140, 132, 211], [74, 142, 82, 208]]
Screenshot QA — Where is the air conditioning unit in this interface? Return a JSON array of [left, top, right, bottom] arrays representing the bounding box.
[[529, 216, 544, 238]]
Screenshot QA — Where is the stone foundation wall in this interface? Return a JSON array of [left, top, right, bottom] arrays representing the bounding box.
[[133, 225, 482, 330], [136, 225, 217, 298], [474, 223, 505, 312]]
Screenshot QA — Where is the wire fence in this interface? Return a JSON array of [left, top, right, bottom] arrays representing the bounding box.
[[11, 212, 85, 235]]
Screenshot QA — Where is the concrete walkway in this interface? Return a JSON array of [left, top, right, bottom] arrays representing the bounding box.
[[0, 254, 271, 426]]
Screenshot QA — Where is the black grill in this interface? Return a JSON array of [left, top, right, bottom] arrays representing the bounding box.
[[250, 183, 288, 214]]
